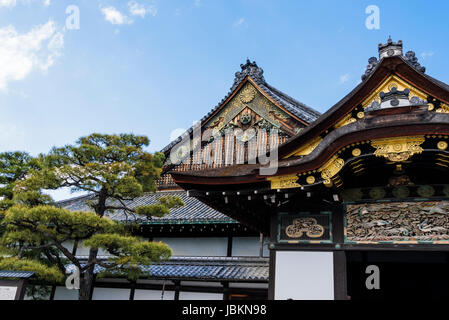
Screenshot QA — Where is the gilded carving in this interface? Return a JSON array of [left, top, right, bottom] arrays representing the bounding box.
[[334, 114, 357, 129], [319, 156, 345, 180], [286, 137, 323, 158], [371, 136, 425, 162], [206, 82, 288, 132], [239, 85, 256, 103], [285, 218, 325, 238], [436, 104, 449, 113], [268, 174, 301, 190], [346, 201, 449, 243]]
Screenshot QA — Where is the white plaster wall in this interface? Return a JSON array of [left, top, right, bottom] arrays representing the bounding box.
[[179, 291, 223, 300], [232, 237, 269, 257], [92, 288, 130, 300], [274, 251, 334, 300], [134, 289, 174, 300], [153, 237, 228, 256], [62, 241, 109, 256]]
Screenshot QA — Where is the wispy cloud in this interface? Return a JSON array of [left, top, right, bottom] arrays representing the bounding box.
[[0, 0, 51, 8], [339, 73, 350, 84], [101, 6, 131, 25], [233, 17, 245, 27], [194, 0, 201, 7], [421, 51, 434, 59], [101, 2, 157, 26], [128, 1, 157, 18], [0, 0, 16, 7], [0, 20, 64, 91]]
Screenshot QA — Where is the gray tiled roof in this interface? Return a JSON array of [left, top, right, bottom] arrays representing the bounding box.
[[0, 270, 35, 279], [58, 191, 236, 224], [67, 256, 269, 282], [160, 60, 320, 154]]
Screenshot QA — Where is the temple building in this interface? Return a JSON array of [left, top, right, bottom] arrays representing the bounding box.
[[47, 57, 320, 300], [48, 38, 449, 300], [171, 38, 449, 300]]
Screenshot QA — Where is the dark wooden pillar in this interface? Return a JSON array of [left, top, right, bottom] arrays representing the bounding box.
[[174, 281, 180, 300], [332, 204, 348, 300], [222, 282, 229, 300], [227, 237, 233, 257], [268, 213, 277, 300]]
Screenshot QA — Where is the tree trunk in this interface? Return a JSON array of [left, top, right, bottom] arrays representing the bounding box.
[[78, 248, 98, 300]]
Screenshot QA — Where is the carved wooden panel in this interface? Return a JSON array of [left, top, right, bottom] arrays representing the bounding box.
[[345, 201, 449, 244]]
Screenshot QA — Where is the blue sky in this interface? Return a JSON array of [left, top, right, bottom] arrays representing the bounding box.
[[0, 0, 448, 199]]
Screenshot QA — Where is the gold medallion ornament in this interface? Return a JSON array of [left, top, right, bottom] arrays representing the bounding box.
[[357, 112, 365, 119], [438, 141, 448, 151], [306, 176, 316, 184], [371, 136, 425, 162], [239, 85, 256, 104], [285, 218, 325, 238], [352, 148, 362, 157]]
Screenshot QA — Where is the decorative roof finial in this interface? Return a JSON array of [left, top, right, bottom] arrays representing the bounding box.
[[378, 37, 403, 59], [362, 38, 426, 80], [231, 59, 265, 91]]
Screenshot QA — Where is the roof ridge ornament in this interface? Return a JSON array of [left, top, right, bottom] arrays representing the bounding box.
[[365, 86, 427, 111], [232, 59, 265, 91], [404, 51, 426, 73], [361, 38, 426, 80]]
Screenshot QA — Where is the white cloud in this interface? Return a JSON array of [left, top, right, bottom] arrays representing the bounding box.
[[128, 1, 157, 18], [233, 17, 245, 27], [0, 0, 51, 7], [421, 51, 434, 59], [0, 20, 64, 91], [0, 0, 16, 7], [101, 6, 131, 25], [339, 73, 350, 84]]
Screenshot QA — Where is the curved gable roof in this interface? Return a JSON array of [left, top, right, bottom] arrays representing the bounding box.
[[160, 60, 320, 155]]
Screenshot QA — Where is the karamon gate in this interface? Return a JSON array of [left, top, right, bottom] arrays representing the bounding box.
[[171, 39, 449, 300]]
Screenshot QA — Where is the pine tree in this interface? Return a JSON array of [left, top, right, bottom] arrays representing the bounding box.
[[0, 133, 183, 300]]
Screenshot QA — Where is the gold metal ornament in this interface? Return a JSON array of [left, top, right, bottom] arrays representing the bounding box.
[[334, 114, 357, 129], [285, 218, 325, 238], [319, 156, 345, 180], [239, 84, 256, 103], [286, 137, 322, 158], [352, 148, 362, 157], [438, 141, 448, 150], [306, 176, 316, 184], [268, 174, 301, 190], [371, 136, 425, 162]]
